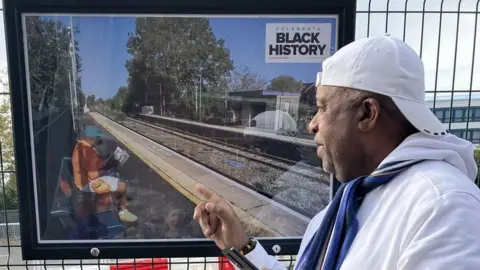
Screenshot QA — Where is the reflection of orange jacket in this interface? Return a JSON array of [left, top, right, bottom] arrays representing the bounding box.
[[71, 139, 105, 189]]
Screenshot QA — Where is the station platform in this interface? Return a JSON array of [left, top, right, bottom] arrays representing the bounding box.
[[90, 112, 311, 238], [138, 113, 315, 147]]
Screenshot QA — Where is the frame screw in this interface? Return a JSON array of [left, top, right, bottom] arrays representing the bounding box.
[[90, 247, 100, 257], [272, 245, 281, 254]]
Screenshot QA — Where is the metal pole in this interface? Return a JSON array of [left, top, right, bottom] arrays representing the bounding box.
[[69, 16, 79, 121], [225, 87, 228, 124], [159, 83, 162, 115], [68, 73, 76, 133], [195, 85, 198, 119], [199, 75, 202, 121]]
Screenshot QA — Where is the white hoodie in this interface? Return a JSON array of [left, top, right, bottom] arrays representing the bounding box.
[[244, 133, 480, 269]]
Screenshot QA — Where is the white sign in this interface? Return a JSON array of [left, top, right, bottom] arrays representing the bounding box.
[[113, 146, 130, 166], [265, 23, 333, 63]]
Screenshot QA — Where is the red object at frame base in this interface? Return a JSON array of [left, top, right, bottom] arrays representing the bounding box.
[[218, 256, 235, 270], [109, 258, 168, 270]]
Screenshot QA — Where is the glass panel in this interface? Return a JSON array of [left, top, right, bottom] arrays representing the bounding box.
[[451, 130, 463, 137], [23, 14, 338, 243], [434, 109, 444, 121], [473, 108, 480, 122], [444, 109, 451, 123], [472, 130, 480, 144], [453, 108, 464, 122]]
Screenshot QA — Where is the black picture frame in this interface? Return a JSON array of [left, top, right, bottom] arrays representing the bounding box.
[[3, 0, 356, 260]]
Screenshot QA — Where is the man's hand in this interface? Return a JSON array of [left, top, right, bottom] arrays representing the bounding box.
[[193, 184, 249, 250]]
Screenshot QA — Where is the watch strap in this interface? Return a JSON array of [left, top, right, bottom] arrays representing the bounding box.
[[240, 237, 257, 255]]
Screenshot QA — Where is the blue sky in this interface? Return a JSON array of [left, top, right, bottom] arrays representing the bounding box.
[[62, 16, 337, 99]]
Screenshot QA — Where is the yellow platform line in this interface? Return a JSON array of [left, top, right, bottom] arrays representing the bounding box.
[[90, 113, 201, 205], [89, 112, 281, 237]]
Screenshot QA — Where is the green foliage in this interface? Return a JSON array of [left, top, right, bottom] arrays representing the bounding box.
[[25, 16, 84, 113], [0, 70, 17, 210], [474, 145, 480, 166], [123, 17, 234, 117], [228, 66, 268, 92], [86, 94, 96, 107], [268, 75, 303, 92], [112, 86, 128, 111], [0, 174, 18, 211]]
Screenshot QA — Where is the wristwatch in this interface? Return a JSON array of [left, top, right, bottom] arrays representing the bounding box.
[[239, 237, 257, 255]]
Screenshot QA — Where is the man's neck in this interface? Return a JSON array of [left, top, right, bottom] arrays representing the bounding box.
[[360, 141, 399, 177]]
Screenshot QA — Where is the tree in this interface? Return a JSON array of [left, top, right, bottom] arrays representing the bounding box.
[[0, 69, 18, 210], [125, 17, 234, 118], [474, 145, 480, 186], [112, 86, 128, 111], [1, 174, 18, 210], [474, 145, 480, 166], [25, 16, 83, 113], [86, 94, 96, 107], [78, 91, 86, 111], [268, 75, 303, 92], [228, 65, 268, 92], [123, 58, 148, 114]]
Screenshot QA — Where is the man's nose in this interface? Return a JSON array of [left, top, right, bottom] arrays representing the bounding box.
[[308, 117, 318, 134]]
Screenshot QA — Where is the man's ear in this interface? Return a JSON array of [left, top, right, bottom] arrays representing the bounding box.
[[357, 98, 380, 132]]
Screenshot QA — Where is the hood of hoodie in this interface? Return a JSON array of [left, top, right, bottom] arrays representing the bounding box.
[[380, 132, 478, 181]]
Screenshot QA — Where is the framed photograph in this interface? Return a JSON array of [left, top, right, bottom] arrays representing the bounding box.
[[3, 0, 356, 260]]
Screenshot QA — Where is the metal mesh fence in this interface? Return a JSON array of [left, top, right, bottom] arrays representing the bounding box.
[[0, 0, 480, 268], [0, 223, 20, 243]]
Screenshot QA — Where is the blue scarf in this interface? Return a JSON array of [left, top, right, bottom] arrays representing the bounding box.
[[296, 159, 423, 270]]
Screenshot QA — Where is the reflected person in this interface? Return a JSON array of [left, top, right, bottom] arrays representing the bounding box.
[[193, 34, 480, 269], [72, 134, 138, 223]]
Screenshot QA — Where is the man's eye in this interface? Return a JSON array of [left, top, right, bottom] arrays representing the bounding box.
[[317, 106, 326, 112]]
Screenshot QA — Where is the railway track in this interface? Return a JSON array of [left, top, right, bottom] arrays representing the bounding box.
[[132, 117, 320, 181], [98, 110, 331, 217]]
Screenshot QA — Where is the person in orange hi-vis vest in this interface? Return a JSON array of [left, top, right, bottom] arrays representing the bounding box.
[[71, 135, 138, 223]]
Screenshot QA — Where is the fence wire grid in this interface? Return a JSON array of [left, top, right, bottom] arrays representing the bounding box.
[[1, 0, 480, 269]]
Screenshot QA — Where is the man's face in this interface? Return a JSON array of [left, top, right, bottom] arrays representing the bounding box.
[[308, 86, 365, 182]]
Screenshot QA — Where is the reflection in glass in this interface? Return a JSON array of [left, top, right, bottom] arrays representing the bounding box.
[[23, 14, 337, 242]]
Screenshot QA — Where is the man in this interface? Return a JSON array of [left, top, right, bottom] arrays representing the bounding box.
[[72, 134, 138, 223], [193, 34, 480, 269]]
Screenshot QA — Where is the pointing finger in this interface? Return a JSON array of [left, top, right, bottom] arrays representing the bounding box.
[[196, 183, 215, 200]]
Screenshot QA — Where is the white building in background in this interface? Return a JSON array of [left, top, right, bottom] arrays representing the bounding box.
[[426, 93, 480, 144], [141, 105, 154, 114]]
